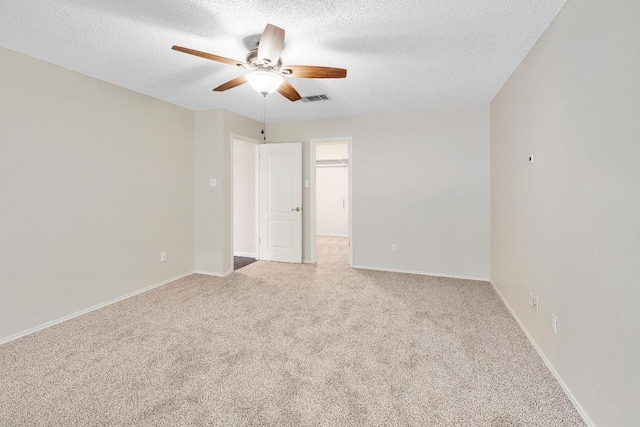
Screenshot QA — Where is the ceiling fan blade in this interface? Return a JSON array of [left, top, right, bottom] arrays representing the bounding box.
[[277, 80, 301, 102], [284, 65, 347, 79], [257, 24, 285, 65], [172, 45, 243, 67], [213, 76, 247, 92]]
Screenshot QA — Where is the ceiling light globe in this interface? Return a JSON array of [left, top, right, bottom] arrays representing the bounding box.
[[246, 70, 284, 96]]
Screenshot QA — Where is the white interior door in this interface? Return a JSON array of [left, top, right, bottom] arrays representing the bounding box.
[[259, 142, 302, 263]]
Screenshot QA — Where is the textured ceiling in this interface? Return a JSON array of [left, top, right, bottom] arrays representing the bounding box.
[[0, 0, 567, 123]]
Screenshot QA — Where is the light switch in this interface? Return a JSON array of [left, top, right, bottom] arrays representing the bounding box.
[[304, 180, 309, 188], [209, 179, 217, 187]]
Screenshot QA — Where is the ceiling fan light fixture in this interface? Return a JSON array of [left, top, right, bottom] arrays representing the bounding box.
[[173, 23, 346, 102], [246, 70, 283, 96]]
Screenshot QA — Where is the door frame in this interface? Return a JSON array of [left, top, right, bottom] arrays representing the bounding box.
[[310, 137, 353, 266], [230, 133, 261, 266]]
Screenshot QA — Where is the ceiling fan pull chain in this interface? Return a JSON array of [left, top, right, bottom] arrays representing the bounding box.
[[262, 96, 266, 142]]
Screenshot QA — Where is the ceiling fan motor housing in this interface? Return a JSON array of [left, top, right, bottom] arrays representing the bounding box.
[[246, 49, 282, 70]]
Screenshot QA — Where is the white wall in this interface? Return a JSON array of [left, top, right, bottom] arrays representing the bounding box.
[[490, 0, 640, 425], [194, 109, 261, 276], [194, 110, 224, 275], [269, 106, 490, 279], [0, 47, 195, 342], [233, 138, 256, 257], [316, 142, 349, 236]]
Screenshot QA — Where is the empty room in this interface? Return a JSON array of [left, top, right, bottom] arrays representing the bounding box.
[[0, 0, 638, 426]]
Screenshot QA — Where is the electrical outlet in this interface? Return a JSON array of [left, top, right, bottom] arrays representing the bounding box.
[[552, 314, 558, 334], [528, 291, 534, 308], [533, 296, 539, 314], [391, 244, 397, 253], [160, 252, 167, 263]]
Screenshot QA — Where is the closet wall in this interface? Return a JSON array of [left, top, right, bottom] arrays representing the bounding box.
[[316, 142, 349, 237], [233, 138, 256, 257]]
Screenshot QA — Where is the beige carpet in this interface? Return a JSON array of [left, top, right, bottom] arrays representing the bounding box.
[[0, 236, 584, 426]]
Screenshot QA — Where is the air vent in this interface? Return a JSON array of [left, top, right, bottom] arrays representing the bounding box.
[[301, 94, 331, 103]]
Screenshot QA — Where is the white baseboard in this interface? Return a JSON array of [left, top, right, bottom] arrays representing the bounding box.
[[194, 270, 233, 277], [303, 259, 314, 264], [351, 264, 489, 282], [317, 233, 349, 237], [490, 281, 594, 427], [233, 251, 256, 258], [0, 271, 195, 346]]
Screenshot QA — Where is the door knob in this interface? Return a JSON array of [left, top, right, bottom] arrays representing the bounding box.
[[292, 207, 301, 211]]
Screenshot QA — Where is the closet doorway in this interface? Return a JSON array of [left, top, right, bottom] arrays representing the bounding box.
[[310, 137, 353, 265], [232, 134, 259, 271]]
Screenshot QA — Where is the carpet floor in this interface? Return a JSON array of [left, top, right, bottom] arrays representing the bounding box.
[[0, 236, 584, 426]]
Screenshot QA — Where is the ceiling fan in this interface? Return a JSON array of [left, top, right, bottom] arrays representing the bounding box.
[[172, 24, 347, 101]]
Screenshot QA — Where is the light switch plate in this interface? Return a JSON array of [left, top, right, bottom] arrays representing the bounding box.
[[528, 291, 534, 308], [209, 179, 217, 187]]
